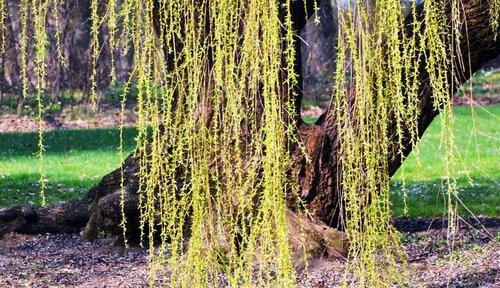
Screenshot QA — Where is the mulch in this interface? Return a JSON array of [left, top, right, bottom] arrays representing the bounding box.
[[1, 218, 498, 287]]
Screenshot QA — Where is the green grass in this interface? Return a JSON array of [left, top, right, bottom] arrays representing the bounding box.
[[0, 127, 137, 207], [391, 104, 499, 217], [302, 115, 319, 124], [0, 105, 498, 219]]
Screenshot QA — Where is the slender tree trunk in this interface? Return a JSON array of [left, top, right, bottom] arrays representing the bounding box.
[[0, 0, 498, 262]]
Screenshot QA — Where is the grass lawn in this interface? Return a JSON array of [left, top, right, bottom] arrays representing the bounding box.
[[0, 127, 137, 207], [391, 104, 499, 217], [0, 105, 498, 218]]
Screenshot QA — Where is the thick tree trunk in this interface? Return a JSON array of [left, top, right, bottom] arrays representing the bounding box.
[[1, 0, 498, 263]]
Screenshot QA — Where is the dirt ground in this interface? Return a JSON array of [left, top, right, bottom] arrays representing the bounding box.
[[1, 97, 498, 134], [0, 219, 498, 287], [0, 107, 137, 133]]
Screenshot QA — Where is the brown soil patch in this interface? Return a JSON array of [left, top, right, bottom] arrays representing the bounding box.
[[1, 220, 498, 287]]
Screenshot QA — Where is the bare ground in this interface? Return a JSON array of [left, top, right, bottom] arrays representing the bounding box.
[[1, 97, 497, 134], [0, 107, 137, 133], [0, 219, 498, 287], [300, 224, 499, 287]]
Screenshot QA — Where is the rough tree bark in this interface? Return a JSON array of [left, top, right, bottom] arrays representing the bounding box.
[[1, 0, 498, 263]]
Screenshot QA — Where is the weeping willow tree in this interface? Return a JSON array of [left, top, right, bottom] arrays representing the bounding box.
[[0, 0, 499, 287]]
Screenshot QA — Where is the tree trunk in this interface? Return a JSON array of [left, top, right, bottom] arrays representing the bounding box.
[[0, 0, 498, 263], [294, 0, 500, 227]]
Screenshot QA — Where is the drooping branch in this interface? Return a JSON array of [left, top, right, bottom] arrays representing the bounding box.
[[296, 0, 499, 226], [0, 0, 319, 240], [0, 1, 497, 248]]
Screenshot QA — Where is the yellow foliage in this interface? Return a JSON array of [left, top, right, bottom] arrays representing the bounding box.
[[4, 0, 499, 287]]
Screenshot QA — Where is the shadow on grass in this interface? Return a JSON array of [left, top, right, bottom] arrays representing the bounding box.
[[0, 127, 138, 157], [390, 177, 499, 218]]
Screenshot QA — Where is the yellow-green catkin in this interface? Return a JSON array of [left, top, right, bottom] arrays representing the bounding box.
[[18, 0, 500, 287], [121, 0, 499, 286], [421, 0, 461, 244], [106, 0, 117, 83], [120, 0, 299, 286], [332, 1, 407, 285], [329, 0, 485, 286], [19, 0, 29, 109], [0, 0, 6, 53], [89, 0, 99, 108], [32, 0, 48, 206], [118, 72, 134, 248], [52, 0, 65, 65], [491, 0, 500, 34]]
